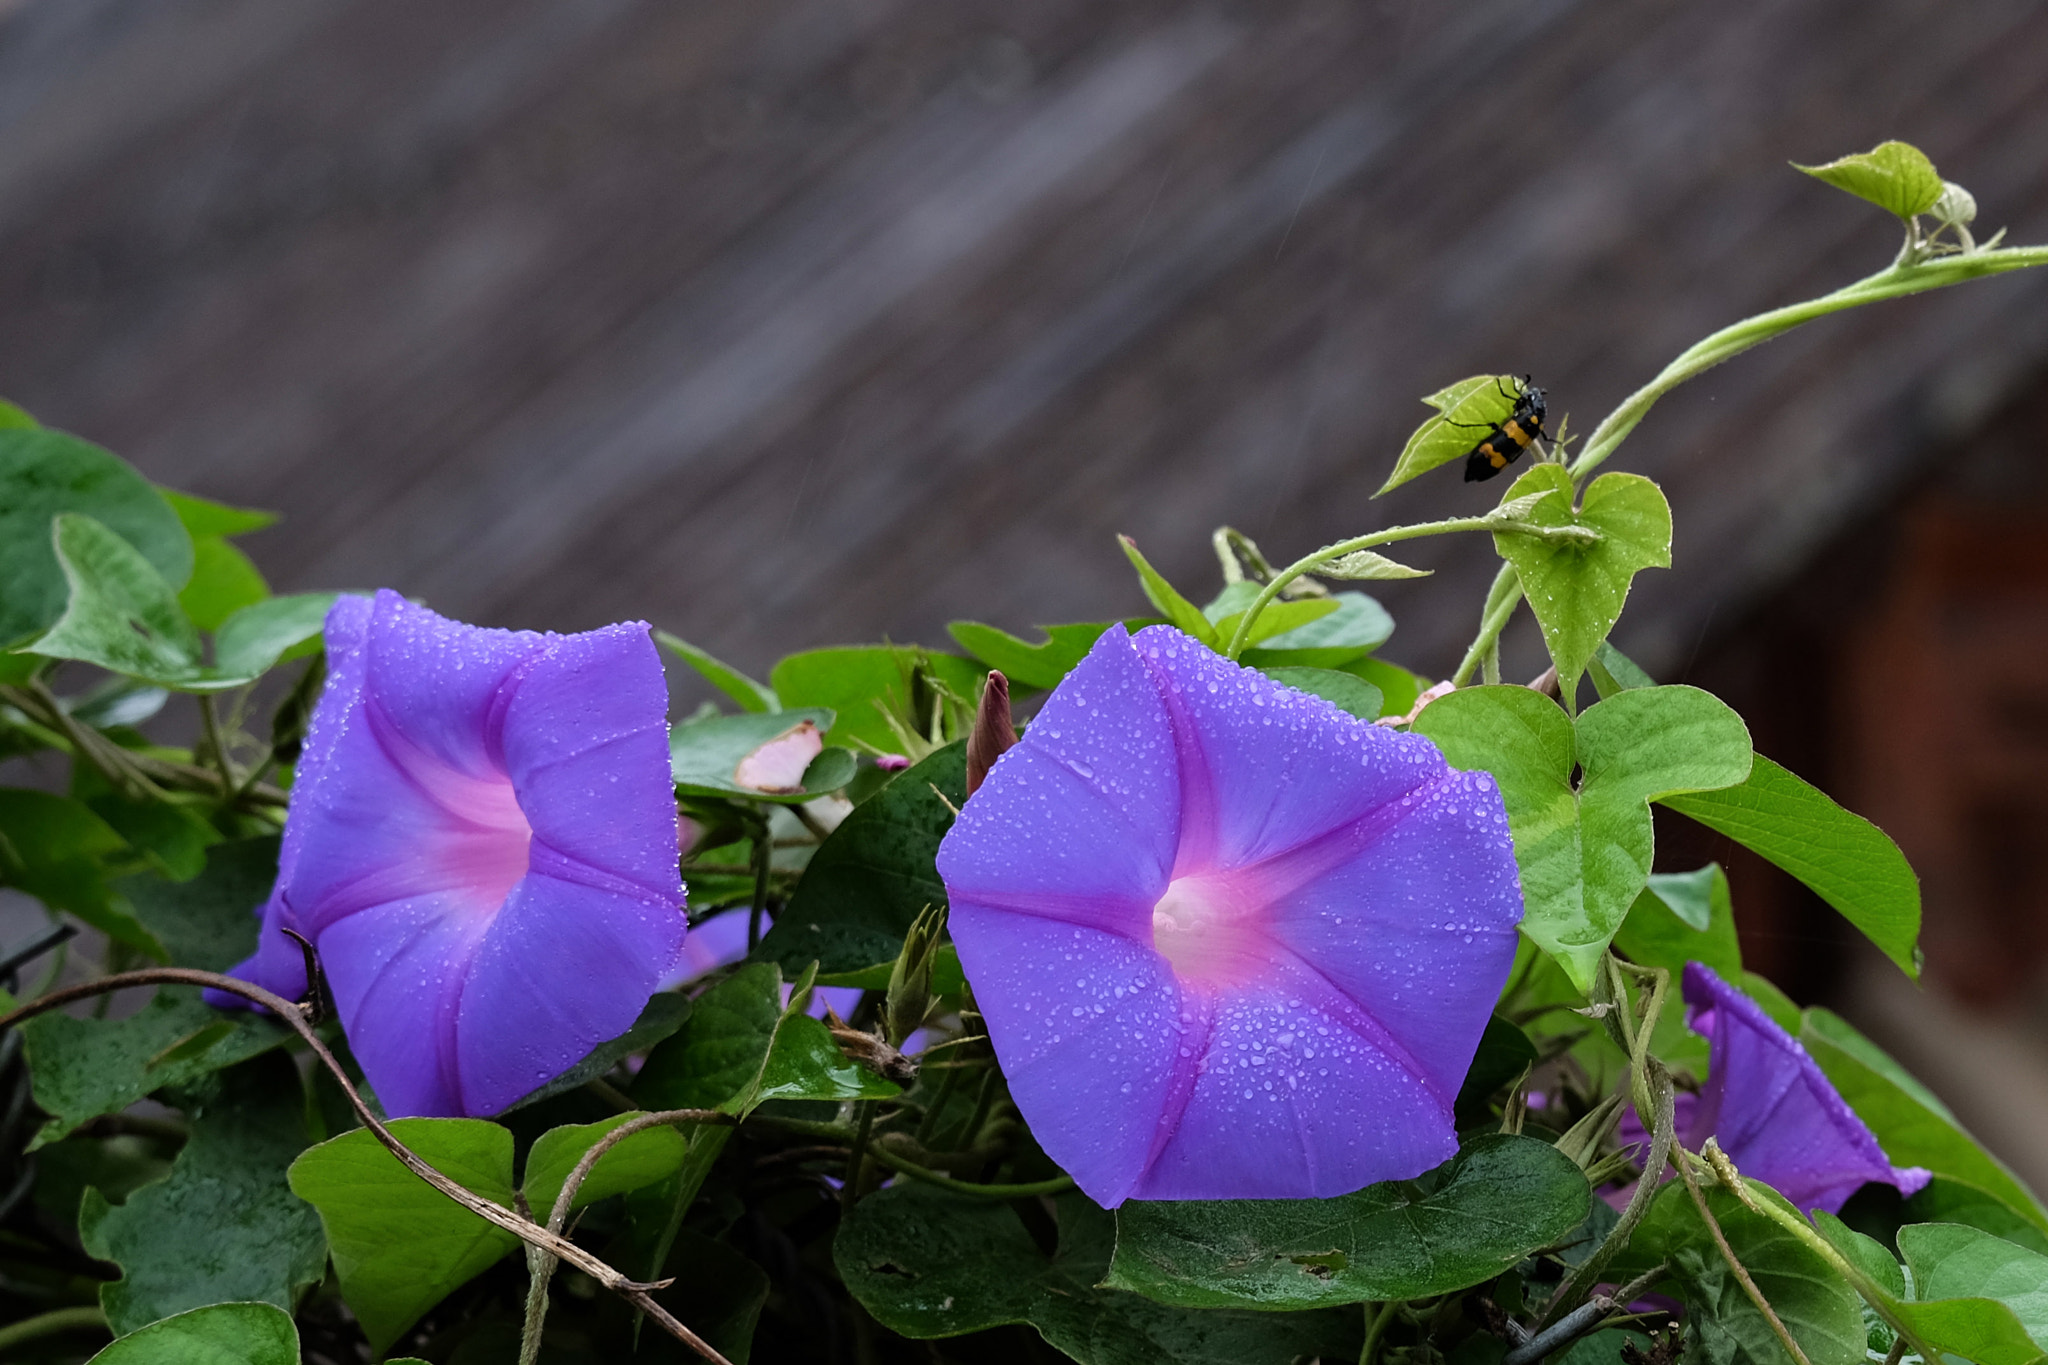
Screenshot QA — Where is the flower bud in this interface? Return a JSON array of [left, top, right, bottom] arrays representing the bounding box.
[[885, 901, 947, 1047], [965, 670, 1017, 796]]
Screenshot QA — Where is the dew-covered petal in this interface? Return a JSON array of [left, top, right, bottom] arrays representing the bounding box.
[[1133, 957, 1457, 1200], [1127, 625, 1447, 871], [358, 590, 546, 782], [316, 892, 487, 1117], [454, 868, 686, 1116], [209, 593, 375, 1009], [1684, 963, 1930, 1213], [937, 626, 1180, 938], [948, 903, 1192, 1208], [271, 696, 533, 932], [499, 620, 682, 904], [1257, 767, 1523, 1089]]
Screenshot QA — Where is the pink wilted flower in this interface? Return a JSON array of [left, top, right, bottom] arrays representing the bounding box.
[[215, 591, 687, 1118], [935, 625, 1523, 1206], [1619, 963, 1930, 1214]]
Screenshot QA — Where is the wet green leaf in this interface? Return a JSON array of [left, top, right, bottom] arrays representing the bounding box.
[[79, 1054, 323, 1334], [1415, 685, 1750, 990], [0, 787, 161, 953], [1262, 667, 1383, 720], [1901, 1223, 2048, 1350], [1663, 757, 1919, 979], [0, 428, 191, 650], [769, 646, 985, 756], [1631, 1181, 1863, 1365], [116, 836, 279, 972], [17, 986, 290, 1148], [27, 517, 330, 691], [1241, 591, 1395, 668], [1491, 464, 1673, 699], [1614, 863, 1743, 980], [1107, 1135, 1587, 1309], [839, 1183, 1359, 1362], [520, 1111, 690, 1219], [757, 742, 962, 978], [633, 962, 897, 1117]]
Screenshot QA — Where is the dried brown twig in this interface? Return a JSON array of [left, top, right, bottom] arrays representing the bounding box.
[[0, 968, 737, 1365]]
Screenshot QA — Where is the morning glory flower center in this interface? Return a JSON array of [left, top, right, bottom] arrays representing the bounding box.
[[415, 759, 533, 915], [1149, 871, 1266, 986]]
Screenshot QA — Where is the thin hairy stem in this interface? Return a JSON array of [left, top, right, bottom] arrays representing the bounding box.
[[1450, 564, 1524, 688], [0, 969, 738, 1365]]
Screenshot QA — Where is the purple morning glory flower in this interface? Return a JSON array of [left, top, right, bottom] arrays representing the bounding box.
[[216, 590, 687, 1118], [935, 625, 1523, 1206], [1626, 962, 1929, 1214]]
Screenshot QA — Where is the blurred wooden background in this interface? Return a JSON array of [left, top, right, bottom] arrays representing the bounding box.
[[5, 0, 2048, 1182]]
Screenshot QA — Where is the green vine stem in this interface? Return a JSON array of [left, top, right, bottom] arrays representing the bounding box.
[[1569, 246, 2048, 482], [1674, 1143, 1811, 1365], [1222, 516, 1589, 660], [1697, 1143, 1943, 1365]]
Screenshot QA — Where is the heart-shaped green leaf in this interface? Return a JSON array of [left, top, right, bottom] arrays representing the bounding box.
[[1415, 684, 1750, 990], [1491, 464, 1671, 698], [1794, 141, 1945, 220], [287, 1118, 518, 1356], [79, 1054, 323, 1335]]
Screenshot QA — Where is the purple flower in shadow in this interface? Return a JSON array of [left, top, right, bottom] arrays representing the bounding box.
[[935, 625, 1524, 1206], [214, 591, 686, 1118], [1624, 962, 1929, 1214]]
